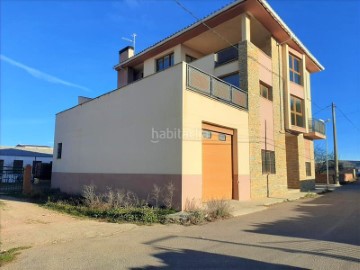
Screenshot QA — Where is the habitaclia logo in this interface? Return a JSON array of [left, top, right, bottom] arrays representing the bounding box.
[[151, 128, 202, 143]]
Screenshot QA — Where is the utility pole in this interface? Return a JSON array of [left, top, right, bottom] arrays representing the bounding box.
[[332, 102, 339, 185]]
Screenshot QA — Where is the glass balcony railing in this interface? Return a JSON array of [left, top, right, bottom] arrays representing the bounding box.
[[186, 64, 248, 110], [308, 118, 326, 135]]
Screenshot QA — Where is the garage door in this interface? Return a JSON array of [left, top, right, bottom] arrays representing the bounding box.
[[202, 124, 233, 202]]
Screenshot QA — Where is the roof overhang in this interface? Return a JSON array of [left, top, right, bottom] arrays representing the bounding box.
[[114, 0, 324, 73]]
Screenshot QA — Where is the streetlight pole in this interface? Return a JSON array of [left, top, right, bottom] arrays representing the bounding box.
[[320, 119, 330, 189], [332, 103, 339, 185]]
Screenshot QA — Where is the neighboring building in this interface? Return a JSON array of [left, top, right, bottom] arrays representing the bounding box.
[[52, 0, 325, 209], [315, 160, 360, 184], [340, 160, 360, 171], [0, 145, 53, 169]]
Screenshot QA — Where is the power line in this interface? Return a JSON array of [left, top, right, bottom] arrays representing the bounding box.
[[173, 0, 284, 79], [336, 106, 360, 131], [173, 0, 239, 52], [313, 105, 331, 115]]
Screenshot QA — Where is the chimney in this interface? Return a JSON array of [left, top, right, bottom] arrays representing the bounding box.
[[78, 96, 92, 105], [119, 46, 134, 63]]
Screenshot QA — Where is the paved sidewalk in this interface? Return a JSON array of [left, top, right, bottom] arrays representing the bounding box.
[[228, 184, 342, 217]]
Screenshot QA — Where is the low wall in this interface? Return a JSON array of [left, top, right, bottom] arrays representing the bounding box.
[[52, 172, 182, 210]]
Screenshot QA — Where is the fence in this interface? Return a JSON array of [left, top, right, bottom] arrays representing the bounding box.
[[0, 166, 24, 194]]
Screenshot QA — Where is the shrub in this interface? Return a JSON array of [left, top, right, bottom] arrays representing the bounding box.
[[82, 185, 102, 208], [206, 199, 231, 219], [163, 181, 175, 209], [151, 184, 161, 208]]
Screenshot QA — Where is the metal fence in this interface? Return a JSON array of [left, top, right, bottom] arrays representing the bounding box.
[[186, 65, 248, 110], [0, 166, 24, 194]]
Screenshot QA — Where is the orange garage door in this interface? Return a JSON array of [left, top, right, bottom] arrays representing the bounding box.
[[202, 125, 233, 202]]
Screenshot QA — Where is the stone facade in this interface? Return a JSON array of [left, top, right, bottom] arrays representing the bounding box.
[[239, 38, 288, 199]]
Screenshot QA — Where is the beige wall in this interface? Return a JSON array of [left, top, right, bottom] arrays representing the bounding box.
[[143, 45, 182, 77], [214, 61, 239, 78], [180, 44, 204, 62], [54, 64, 184, 175], [182, 67, 250, 206], [190, 54, 216, 75], [258, 49, 272, 86], [53, 62, 251, 209]]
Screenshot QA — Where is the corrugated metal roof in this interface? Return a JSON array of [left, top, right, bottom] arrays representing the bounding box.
[[0, 146, 53, 157]]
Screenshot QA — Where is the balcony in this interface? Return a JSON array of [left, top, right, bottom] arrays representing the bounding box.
[[186, 65, 248, 110], [306, 118, 326, 140]]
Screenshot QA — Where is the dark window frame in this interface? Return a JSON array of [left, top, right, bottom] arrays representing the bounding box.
[[156, 53, 174, 72], [260, 81, 272, 101], [261, 150, 276, 174], [219, 72, 240, 88], [215, 45, 239, 67], [13, 160, 24, 170], [306, 162, 312, 176], [289, 54, 302, 85], [185, 54, 197, 63], [57, 143, 62, 159], [290, 95, 305, 127]]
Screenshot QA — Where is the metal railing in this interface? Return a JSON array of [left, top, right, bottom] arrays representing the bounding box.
[[186, 65, 248, 110], [0, 166, 24, 194], [308, 118, 326, 135]]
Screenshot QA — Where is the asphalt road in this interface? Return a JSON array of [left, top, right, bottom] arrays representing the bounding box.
[[3, 181, 360, 270]]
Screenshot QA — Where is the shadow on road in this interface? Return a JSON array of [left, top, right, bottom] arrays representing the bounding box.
[[244, 181, 360, 246], [130, 247, 303, 269]]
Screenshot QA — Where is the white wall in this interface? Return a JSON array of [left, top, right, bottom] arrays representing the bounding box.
[[53, 63, 184, 174]]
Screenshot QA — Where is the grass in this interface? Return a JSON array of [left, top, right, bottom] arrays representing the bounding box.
[[0, 246, 31, 266], [43, 201, 176, 224], [7, 186, 231, 226]]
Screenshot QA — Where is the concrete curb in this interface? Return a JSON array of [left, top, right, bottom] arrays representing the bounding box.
[[229, 184, 343, 217]]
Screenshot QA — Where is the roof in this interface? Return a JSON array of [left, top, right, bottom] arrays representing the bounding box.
[[114, 0, 324, 72], [0, 145, 53, 158]]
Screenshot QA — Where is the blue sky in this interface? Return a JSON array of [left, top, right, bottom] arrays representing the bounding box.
[[1, 0, 359, 160]]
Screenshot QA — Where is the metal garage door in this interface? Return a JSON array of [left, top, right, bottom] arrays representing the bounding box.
[[202, 124, 233, 202]]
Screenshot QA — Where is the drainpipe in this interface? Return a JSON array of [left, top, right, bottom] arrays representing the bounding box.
[[265, 120, 270, 198]]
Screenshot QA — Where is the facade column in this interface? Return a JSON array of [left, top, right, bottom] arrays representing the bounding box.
[[240, 13, 251, 42]]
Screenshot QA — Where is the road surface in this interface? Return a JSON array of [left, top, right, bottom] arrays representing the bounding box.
[[1, 182, 359, 269]]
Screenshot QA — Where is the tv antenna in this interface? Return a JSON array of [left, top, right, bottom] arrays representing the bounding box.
[[122, 33, 137, 53]]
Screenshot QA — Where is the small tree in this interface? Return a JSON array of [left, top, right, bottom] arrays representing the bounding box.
[[314, 145, 333, 174]]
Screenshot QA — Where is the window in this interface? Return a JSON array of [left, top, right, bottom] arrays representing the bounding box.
[[215, 45, 238, 67], [57, 143, 62, 159], [202, 130, 211, 139], [289, 54, 302, 85], [261, 150, 276, 174], [185, 55, 197, 63], [306, 162, 311, 176], [218, 133, 226, 141], [260, 82, 272, 101], [32, 161, 42, 174], [156, 53, 174, 72], [13, 160, 23, 170], [290, 96, 304, 127], [219, 73, 240, 88]]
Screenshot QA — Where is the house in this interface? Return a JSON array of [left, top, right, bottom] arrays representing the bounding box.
[[52, 0, 325, 209], [0, 145, 53, 169], [315, 160, 359, 184]]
